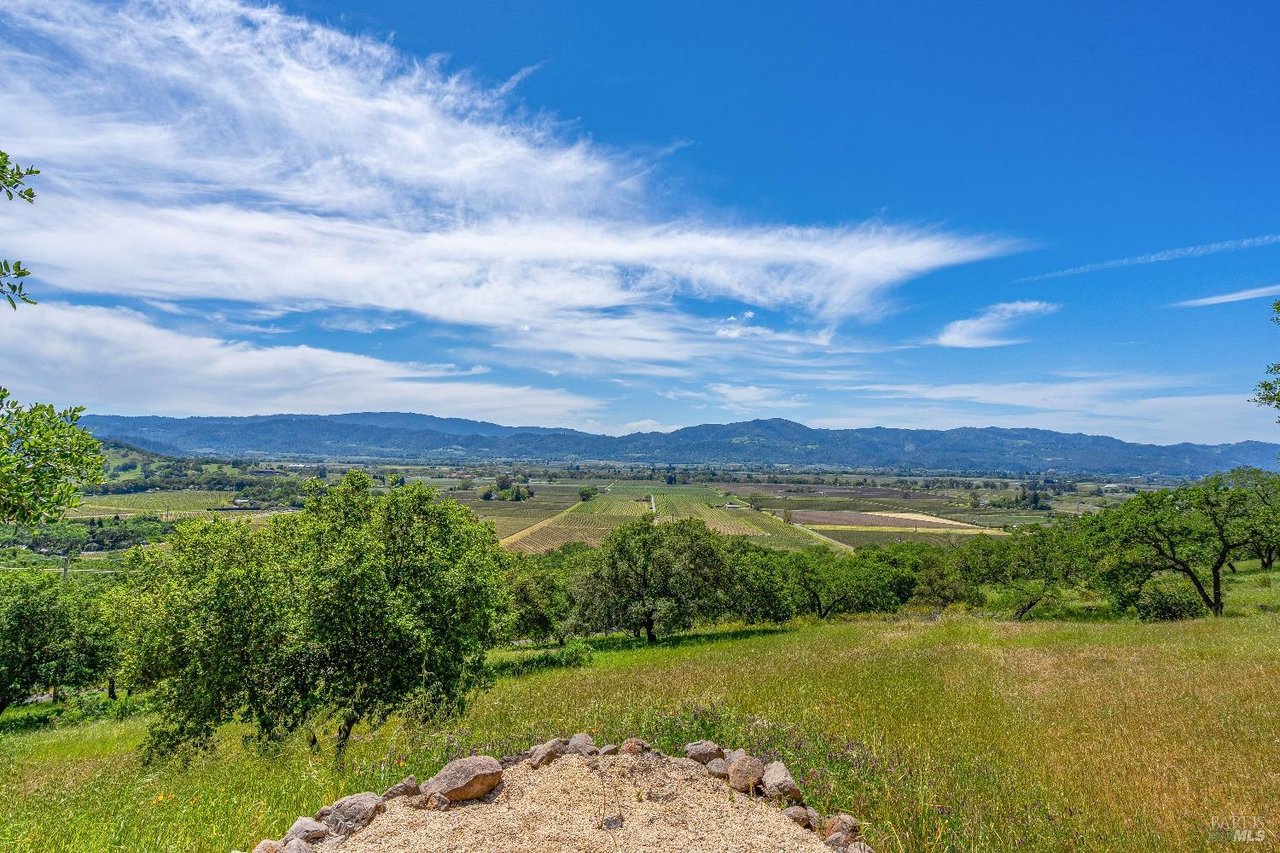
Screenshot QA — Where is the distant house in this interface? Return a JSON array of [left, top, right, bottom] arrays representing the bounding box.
[[723, 502, 742, 509]]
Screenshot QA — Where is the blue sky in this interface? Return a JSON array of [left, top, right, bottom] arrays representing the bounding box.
[[2, 0, 1279, 443]]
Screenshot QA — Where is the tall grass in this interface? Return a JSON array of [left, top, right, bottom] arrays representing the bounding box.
[[2, 615, 1278, 851]]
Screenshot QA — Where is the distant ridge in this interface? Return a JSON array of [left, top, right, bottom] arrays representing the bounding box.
[[80, 412, 1280, 478]]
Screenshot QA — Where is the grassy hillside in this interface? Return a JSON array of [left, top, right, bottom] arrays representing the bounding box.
[[3, 614, 1277, 852]]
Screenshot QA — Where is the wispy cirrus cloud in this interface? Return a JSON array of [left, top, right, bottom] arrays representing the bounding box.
[[0, 0, 1017, 376], [933, 301, 1059, 348], [1174, 283, 1280, 308], [1021, 233, 1280, 281], [812, 373, 1278, 444]]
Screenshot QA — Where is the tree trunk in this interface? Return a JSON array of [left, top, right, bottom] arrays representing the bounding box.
[[1181, 568, 1218, 617], [107, 677, 117, 702], [335, 714, 358, 758], [644, 613, 657, 643], [1013, 593, 1044, 621], [1211, 567, 1224, 617]]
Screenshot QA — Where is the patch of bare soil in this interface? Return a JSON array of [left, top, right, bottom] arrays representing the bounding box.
[[320, 754, 828, 853]]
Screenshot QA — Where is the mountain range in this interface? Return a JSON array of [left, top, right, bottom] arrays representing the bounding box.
[[78, 412, 1280, 478]]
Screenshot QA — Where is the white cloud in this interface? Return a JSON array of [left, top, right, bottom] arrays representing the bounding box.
[[0, 0, 1017, 375], [1174, 283, 1280, 308], [705, 383, 805, 413], [1022, 234, 1280, 281], [0, 303, 597, 423], [933, 301, 1059, 348]]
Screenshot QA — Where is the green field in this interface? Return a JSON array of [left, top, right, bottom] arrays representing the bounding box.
[[66, 490, 237, 518], [3, 613, 1277, 852], [504, 484, 820, 553]]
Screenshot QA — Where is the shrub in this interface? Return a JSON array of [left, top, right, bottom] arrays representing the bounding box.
[[1136, 576, 1209, 621], [491, 639, 593, 677]]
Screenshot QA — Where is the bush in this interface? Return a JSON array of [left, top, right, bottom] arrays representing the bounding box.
[[1136, 576, 1209, 621], [491, 639, 593, 677], [57, 690, 150, 725]]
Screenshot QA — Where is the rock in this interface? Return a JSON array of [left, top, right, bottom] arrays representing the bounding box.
[[529, 738, 569, 768], [601, 814, 624, 830], [724, 748, 747, 765], [499, 751, 531, 768], [599, 744, 618, 756], [281, 840, 312, 853], [821, 814, 860, 841], [313, 806, 331, 822], [670, 757, 708, 773], [566, 732, 598, 755], [407, 791, 450, 811], [283, 816, 328, 843], [783, 805, 811, 827], [684, 739, 724, 764], [618, 737, 651, 755], [727, 755, 765, 793], [762, 760, 803, 803], [705, 757, 729, 779], [322, 792, 385, 837], [422, 755, 503, 802], [251, 842, 281, 853], [381, 776, 419, 800], [846, 843, 875, 853], [806, 807, 822, 831]]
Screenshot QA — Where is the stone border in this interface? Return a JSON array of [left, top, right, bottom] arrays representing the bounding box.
[[240, 734, 874, 853]]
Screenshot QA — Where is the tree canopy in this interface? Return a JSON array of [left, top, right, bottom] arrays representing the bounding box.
[[0, 389, 104, 528], [114, 472, 509, 758], [0, 148, 39, 309]]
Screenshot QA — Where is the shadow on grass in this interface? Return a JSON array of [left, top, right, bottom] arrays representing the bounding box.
[[585, 624, 791, 654], [0, 703, 60, 735]]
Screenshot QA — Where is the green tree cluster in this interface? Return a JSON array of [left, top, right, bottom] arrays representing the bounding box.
[[113, 472, 509, 757]]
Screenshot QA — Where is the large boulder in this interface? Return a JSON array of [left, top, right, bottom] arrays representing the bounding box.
[[724, 748, 747, 766], [281, 840, 312, 853], [727, 756, 765, 793], [321, 792, 385, 837], [251, 842, 281, 853], [684, 739, 724, 764], [423, 756, 504, 802], [705, 757, 729, 779], [529, 738, 569, 768], [762, 760, 803, 803]]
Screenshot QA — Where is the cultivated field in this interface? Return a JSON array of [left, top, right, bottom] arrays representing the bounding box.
[[786, 510, 978, 529], [66, 490, 237, 519], [504, 484, 820, 553], [4, 613, 1277, 852]]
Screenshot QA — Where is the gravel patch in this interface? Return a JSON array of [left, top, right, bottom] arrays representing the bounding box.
[[316, 753, 828, 853]]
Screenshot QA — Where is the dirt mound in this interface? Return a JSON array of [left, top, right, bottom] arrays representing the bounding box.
[[319, 753, 828, 853]]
